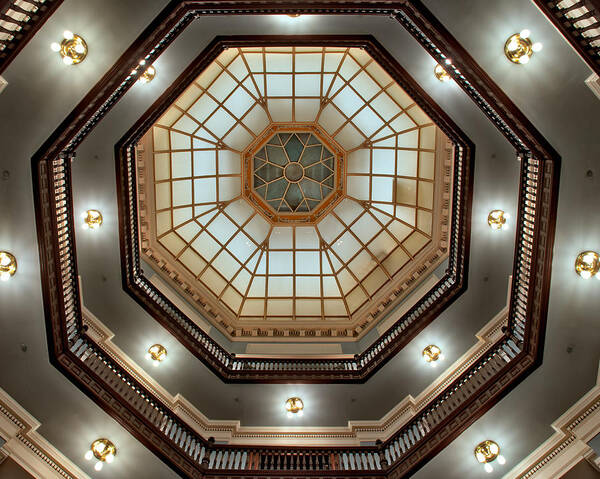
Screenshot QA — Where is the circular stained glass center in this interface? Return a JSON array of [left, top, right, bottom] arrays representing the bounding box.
[[284, 163, 304, 182], [252, 132, 336, 214]]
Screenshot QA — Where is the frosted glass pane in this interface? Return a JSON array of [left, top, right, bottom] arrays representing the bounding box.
[[176, 221, 201, 242], [232, 269, 251, 294], [322, 276, 341, 297], [350, 71, 380, 100], [172, 152, 191, 178], [267, 99, 292, 122], [383, 247, 410, 274], [248, 277, 266, 297], [153, 127, 169, 151], [395, 178, 417, 205], [372, 149, 396, 175], [397, 130, 419, 148], [173, 114, 199, 134], [244, 215, 270, 244], [218, 177, 240, 201], [204, 108, 236, 138], [207, 71, 237, 102], [296, 276, 321, 297], [334, 198, 363, 225], [207, 213, 237, 244], [323, 53, 344, 72], [227, 232, 255, 263], [296, 251, 320, 274], [388, 220, 413, 242], [269, 227, 292, 248], [353, 213, 380, 243], [336, 268, 356, 293], [159, 232, 186, 255], [179, 248, 206, 276], [266, 299, 293, 315], [366, 62, 393, 87], [244, 53, 262, 72], [295, 227, 319, 249], [408, 105, 431, 126], [242, 299, 265, 315], [154, 153, 170, 180], [267, 74, 293, 96], [418, 210, 433, 235], [317, 215, 344, 244], [349, 250, 376, 279], [266, 53, 292, 72], [294, 74, 321, 96], [222, 287, 242, 312], [369, 230, 396, 258], [338, 56, 360, 80], [363, 268, 387, 295], [371, 176, 394, 203], [224, 199, 253, 225], [332, 232, 361, 262], [201, 267, 227, 295], [156, 211, 171, 235], [223, 124, 252, 151], [193, 150, 216, 176], [155, 183, 171, 210], [347, 288, 367, 312], [397, 150, 418, 177], [269, 251, 293, 274], [403, 231, 429, 255], [176, 84, 202, 110], [294, 99, 320, 122], [318, 104, 345, 134], [420, 125, 436, 149], [170, 131, 191, 150], [295, 53, 322, 72], [395, 206, 416, 226], [193, 178, 217, 203], [324, 299, 346, 315], [351, 107, 384, 138], [335, 123, 364, 150], [419, 152, 435, 179], [224, 87, 255, 118], [196, 63, 222, 89], [296, 299, 321, 315], [332, 86, 364, 117], [213, 250, 239, 280], [387, 84, 413, 109], [268, 277, 293, 296], [347, 149, 370, 174], [370, 93, 402, 121], [242, 104, 270, 134], [187, 95, 218, 123], [347, 176, 369, 200], [173, 207, 193, 226], [172, 179, 192, 206], [218, 150, 241, 175], [157, 107, 181, 128], [192, 232, 220, 262], [390, 114, 416, 133]]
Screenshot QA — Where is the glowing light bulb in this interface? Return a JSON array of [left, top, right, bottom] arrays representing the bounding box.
[[139, 59, 146, 65], [84, 450, 93, 460], [520, 29, 531, 39], [298, 409, 303, 416], [106, 453, 114, 464], [497, 454, 506, 465], [507, 40, 519, 51], [50, 42, 61, 52], [63, 30, 74, 40], [484, 463, 493, 473], [145, 352, 151, 360], [152, 360, 159, 367], [94, 461, 103, 471], [431, 362, 437, 368], [74, 43, 85, 54], [519, 55, 530, 64], [287, 411, 293, 418], [62, 56, 74, 65], [580, 270, 592, 279], [532, 42, 543, 52], [0, 272, 10, 282]]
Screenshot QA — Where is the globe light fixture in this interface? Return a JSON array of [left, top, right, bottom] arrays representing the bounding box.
[[82, 210, 103, 230], [434, 64, 451, 82], [0, 251, 17, 281], [422, 345, 444, 367], [285, 397, 304, 417], [139, 65, 156, 84], [574, 251, 600, 280], [84, 438, 116, 471], [474, 440, 505, 473], [50, 30, 88, 65], [145, 344, 167, 366], [487, 210, 507, 230], [504, 29, 543, 64]]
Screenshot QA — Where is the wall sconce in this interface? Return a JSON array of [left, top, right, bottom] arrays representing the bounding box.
[[285, 397, 304, 417], [487, 210, 508, 230], [434, 64, 451, 82], [139, 65, 156, 84], [0, 251, 17, 281], [82, 210, 103, 230], [84, 438, 116, 471], [574, 251, 600, 279], [145, 344, 167, 366], [422, 345, 444, 367], [504, 30, 542, 64], [475, 440, 505, 473], [51, 31, 87, 65]]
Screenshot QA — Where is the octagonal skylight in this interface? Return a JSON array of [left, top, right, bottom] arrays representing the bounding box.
[[139, 45, 450, 337]]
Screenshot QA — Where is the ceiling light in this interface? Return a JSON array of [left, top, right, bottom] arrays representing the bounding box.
[[50, 31, 87, 65], [81, 210, 103, 230], [139, 65, 156, 84], [422, 345, 444, 366], [434, 64, 451, 82], [574, 251, 600, 280], [487, 210, 507, 230], [145, 344, 167, 366], [474, 440, 505, 473], [287, 13, 301, 18], [504, 30, 542, 64], [0, 251, 17, 281], [285, 397, 304, 417], [84, 438, 116, 471]]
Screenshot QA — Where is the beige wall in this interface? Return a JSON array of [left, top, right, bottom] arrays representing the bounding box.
[[0, 458, 34, 479]]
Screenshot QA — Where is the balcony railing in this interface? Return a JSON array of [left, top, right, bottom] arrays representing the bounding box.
[[532, 0, 600, 75], [116, 35, 473, 383], [32, 1, 560, 477], [0, 0, 63, 74]]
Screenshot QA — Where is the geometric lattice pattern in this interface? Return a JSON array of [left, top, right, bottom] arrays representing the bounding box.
[[146, 45, 446, 331]]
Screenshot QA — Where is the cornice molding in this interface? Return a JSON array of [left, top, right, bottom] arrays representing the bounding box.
[[0, 387, 90, 479], [504, 362, 600, 479], [81, 277, 509, 446], [585, 73, 600, 100]]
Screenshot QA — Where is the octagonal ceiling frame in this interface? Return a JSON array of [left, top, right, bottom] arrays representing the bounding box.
[[31, 1, 560, 478], [117, 34, 471, 381]]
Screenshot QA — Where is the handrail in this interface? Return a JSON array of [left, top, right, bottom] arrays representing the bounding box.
[[115, 35, 473, 383], [31, 1, 560, 478], [532, 0, 600, 76], [0, 0, 64, 74]]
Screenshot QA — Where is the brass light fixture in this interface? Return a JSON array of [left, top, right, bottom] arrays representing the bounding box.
[[487, 209, 507, 230], [145, 344, 167, 366], [434, 64, 451, 82], [287, 13, 301, 18], [84, 438, 116, 471], [422, 345, 444, 367], [139, 65, 156, 84], [82, 210, 103, 230], [504, 30, 543, 64], [574, 251, 600, 280], [285, 397, 304, 417], [50, 31, 88, 65], [474, 440, 506, 473], [0, 251, 17, 281]]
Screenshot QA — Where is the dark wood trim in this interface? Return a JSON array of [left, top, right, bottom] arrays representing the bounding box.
[[30, 1, 560, 478], [0, 0, 65, 74], [115, 34, 474, 383]]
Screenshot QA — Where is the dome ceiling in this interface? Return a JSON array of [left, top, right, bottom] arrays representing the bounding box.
[[137, 45, 451, 340]]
